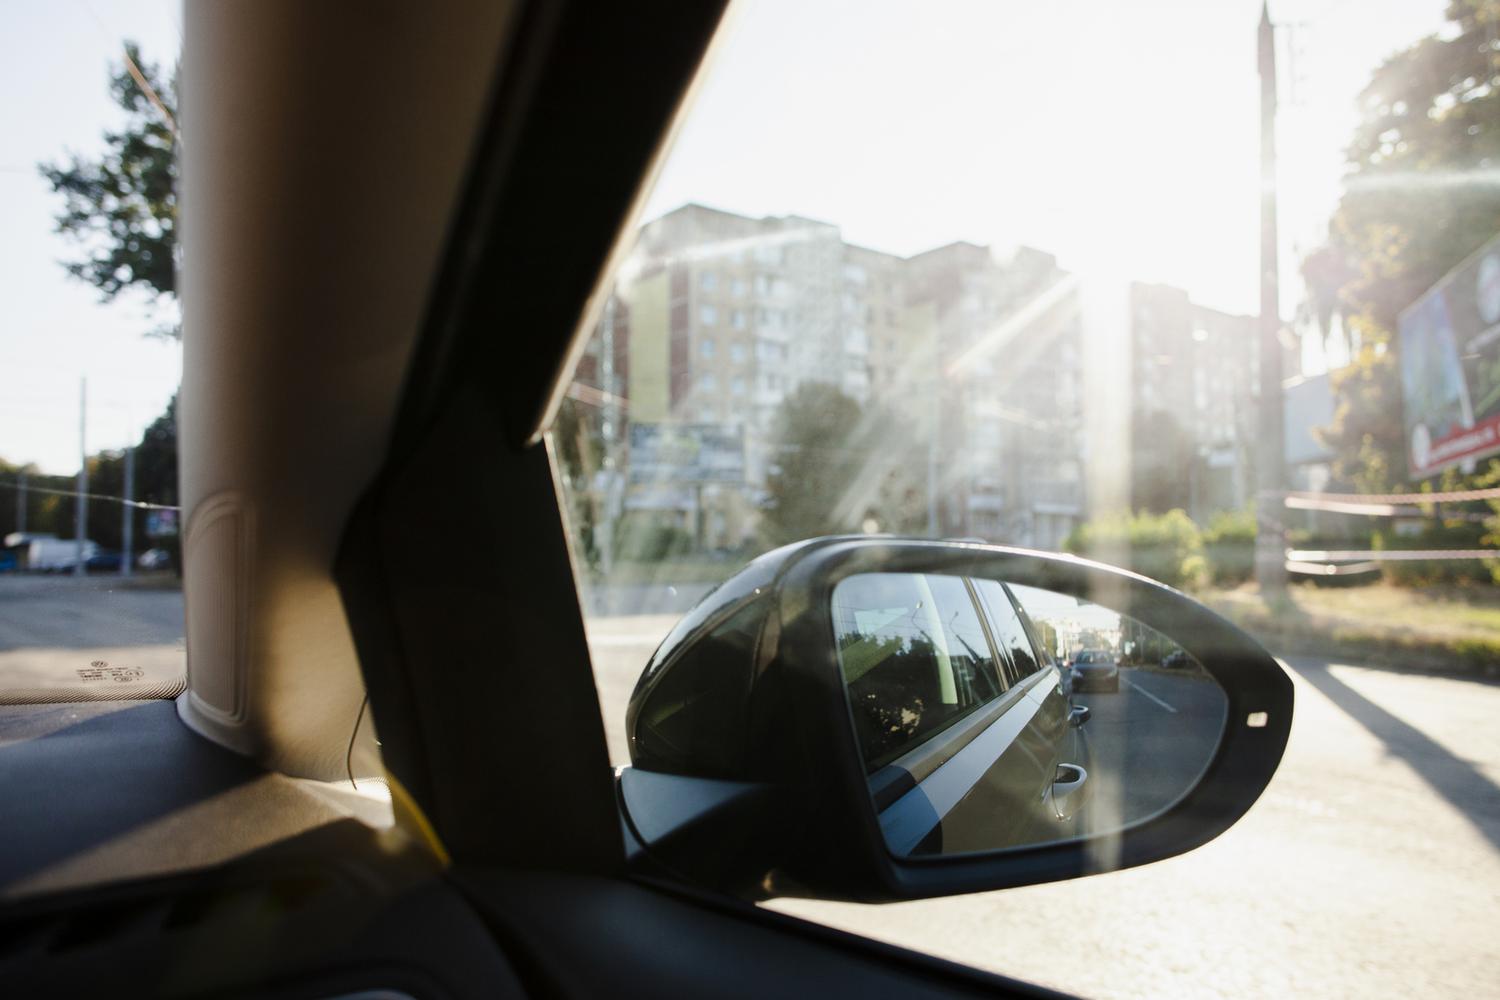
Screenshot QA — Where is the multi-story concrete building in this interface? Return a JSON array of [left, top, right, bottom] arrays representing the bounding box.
[[903, 243, 1085, 549], [1129, 282, 1259, 519], [584, 204, 1090, 550], [594, 205, 873, 547]]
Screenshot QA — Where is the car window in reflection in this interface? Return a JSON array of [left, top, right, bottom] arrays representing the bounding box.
[[833, 573, 1004, 771]]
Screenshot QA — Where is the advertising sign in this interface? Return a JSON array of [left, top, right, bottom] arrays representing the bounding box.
[[146, 509, 179, 538], [627, 423, 745, 485], [1400, 233, 1500, 478]]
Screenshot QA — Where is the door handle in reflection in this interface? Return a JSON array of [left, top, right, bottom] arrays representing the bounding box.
[[1050, 762, 1090, 821], [1069, 705, 1090, 728]]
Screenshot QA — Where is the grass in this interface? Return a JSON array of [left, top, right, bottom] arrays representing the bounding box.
[[1197, 581, 1500, 678]]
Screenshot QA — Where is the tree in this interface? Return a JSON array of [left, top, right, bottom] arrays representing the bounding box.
[[36, 45, 181, 568], [1303, 0, 1500, 488], [760, 383, 927, 546], [40, 43, 177, 324], [551, 395, 606, 568]]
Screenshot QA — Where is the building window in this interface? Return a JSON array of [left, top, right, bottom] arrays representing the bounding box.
[[732, 277, 747, 298], [700, 373, 717, 392], [732, 376, 747, 396], [732, 309, 747, 330], [700, 338, 716, 359], [700, 270, 719, 291], [700, 304, 718, 326], [730, 342, 747, 363]]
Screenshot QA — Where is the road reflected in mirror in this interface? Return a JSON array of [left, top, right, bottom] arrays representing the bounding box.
[[833, 572, 1228, 857]]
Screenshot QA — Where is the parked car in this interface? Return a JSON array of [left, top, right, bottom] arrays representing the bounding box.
[[1162, 649, 1193, 670], [1071, 649, 1121, 692], [136, 548, 171, 570], [25, 537, 97, 573], [83, 551, 122, 573]]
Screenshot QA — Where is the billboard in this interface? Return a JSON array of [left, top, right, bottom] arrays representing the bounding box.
[[146, 509, 179, 538], [1400, 232, 1500, 478], [627, 423, 745, 485]]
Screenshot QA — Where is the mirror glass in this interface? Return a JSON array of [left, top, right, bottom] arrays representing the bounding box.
[[832, 572, 1228, 857]]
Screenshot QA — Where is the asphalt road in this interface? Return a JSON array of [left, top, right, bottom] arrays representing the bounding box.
[[3, 579, 1498, 997], [0, 575, 185, 693], [1070, 668, 1227, 837]]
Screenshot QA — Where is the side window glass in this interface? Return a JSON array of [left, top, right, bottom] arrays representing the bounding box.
[[633, 596, 764, 777], [833, 573, 1004, 771], [973, 579, 1040, 684]]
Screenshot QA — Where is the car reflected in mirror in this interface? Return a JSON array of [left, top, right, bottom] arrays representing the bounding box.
[[832, 572, 1228, 857], [618, 537, 1289, 902]]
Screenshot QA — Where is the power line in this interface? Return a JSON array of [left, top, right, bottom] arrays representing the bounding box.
[[0, 477, 179, 512]]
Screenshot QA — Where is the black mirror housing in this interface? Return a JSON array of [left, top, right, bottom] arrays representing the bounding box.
[[619, 537, 1292, 903]]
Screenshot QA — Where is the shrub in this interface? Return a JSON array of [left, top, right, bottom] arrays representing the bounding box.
[[1063, 509, 1205, 590], [1202, 507, 1256, 585], [1373, 520, 1492, 587]]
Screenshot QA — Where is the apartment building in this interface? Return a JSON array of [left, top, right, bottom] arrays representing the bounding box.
[[583, 203, 1091, 550], [903, 243, 1086, 549], [1129, 282, 1259, 518]]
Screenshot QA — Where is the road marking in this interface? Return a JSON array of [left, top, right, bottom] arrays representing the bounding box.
[[1124, 675, 1177, 713]]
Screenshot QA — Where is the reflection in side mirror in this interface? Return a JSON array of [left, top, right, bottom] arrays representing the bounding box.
[[832, 572, 1228, 858], [619, 538, 1290, 903]]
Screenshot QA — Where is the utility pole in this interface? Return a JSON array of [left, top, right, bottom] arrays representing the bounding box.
[[122, 443, 136, 578], [599, 296, 620, 575], [15, 470, 26, 535], [926, 316, 943, 538], [1256, 2, 1287, 597], [74, 377, 88, 578]]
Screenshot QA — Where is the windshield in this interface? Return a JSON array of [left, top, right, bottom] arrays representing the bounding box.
[[2, 3, 184, 701], [550, 0, 1500, 996]]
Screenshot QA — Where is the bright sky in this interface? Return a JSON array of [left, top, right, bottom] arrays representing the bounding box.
[[3, 1, 181, 475], [2, 0, 1446, 474], [646, 0, 1448, 314]]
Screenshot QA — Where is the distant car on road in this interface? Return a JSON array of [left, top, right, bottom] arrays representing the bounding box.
[[1071, 648, 1120, 692], [1161, 649, 1193, 670], [24, 536, 98, 572], [84, 551, 123, 573], [137, 548, 172, 570]]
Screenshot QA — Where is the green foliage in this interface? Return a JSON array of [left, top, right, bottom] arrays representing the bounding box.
[[39, 43, 178, 318], [1302, 1, 1500, 489], [1201, 506, 1258, 585], [0, 398, 180, 567], [551, 396, 606, 568], [1063, 508, 1206, 590], [1317, 343, 1404, 492], [760, 383, 926, 546], [28, 45, 182, 568], [614, 513, 694, 563], [1373, 521, 1491, 586]]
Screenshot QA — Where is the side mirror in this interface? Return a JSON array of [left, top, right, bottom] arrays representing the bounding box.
[[617, 537, 1292, 902]]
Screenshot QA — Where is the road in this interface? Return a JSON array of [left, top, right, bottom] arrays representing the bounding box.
[[3, 578, 1498, 997], [0, 575, 185, 694], [585, 614, 1500, 1000], [1070, 668, 1227, 837]]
